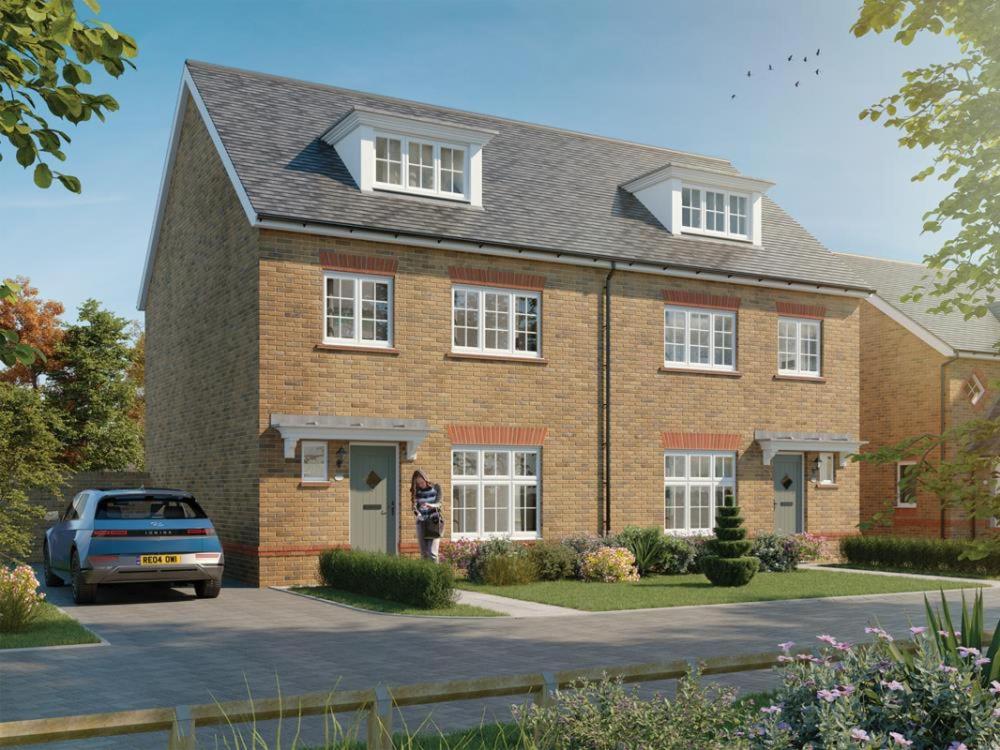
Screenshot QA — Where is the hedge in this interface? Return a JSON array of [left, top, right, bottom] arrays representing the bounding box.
[[840, 535, 1000, 578], [318, 549, 455, 609]]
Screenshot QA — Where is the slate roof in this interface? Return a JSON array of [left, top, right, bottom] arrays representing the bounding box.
[[184, 61, 871, 291], [836, 252, 1000, 354]]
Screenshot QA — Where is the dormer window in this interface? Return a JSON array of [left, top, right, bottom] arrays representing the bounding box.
[[622, 164, 773, 246], [323, 108, 496, 207], [680, 185, 750, 240]]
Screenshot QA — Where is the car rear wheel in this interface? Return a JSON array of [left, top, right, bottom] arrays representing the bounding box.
[[70, 550, 98, 604], [194, 579, 221, 599], [43, 542, 64, 587]]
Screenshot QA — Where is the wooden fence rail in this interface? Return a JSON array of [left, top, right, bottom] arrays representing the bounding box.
[[0, 649, 793, 749]]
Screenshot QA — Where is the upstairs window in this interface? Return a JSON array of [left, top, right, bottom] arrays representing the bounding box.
[[452, 286, 540, 358], [680, 184, 750, 240], [664, 306, 735, 371], [373, 132, 468, 200], [778, 317, 821, 376], [896, 461, 917, 507], [324, 271, 393, 348]]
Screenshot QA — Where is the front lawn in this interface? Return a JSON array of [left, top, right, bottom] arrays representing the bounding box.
[[0, 602, 101, 649], [290, 586, 505, 617], [458, 569, 978, 611]]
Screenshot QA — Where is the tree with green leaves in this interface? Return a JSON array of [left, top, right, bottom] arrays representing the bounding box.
[[46, 299, 143, 471], [0, 382, 64, 561], [853, 0, 999, 319]]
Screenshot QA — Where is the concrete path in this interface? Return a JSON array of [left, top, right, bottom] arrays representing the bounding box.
[[454, 588, 584, 617], [800, 562, 1000, 587], [3, 579, 998, 749]]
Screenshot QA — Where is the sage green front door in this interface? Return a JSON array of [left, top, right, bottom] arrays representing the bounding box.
[[772, 454, 803, 535], [349, 445, 397, 553]]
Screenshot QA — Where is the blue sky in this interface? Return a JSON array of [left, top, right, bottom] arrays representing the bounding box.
[[0, 0, 957, 324]]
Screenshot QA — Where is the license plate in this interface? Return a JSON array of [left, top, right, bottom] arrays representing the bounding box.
[[139, 554, 181, 566]]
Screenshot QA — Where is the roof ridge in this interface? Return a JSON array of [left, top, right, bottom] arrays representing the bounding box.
[[834, 250, 928, 269], [184, 59, 735, 167]]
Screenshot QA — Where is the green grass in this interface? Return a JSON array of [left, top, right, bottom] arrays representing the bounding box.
[[305, 722, 524, 749], [457, 569, 979, 611], [291, 586, 505, 617], [825, 562, 1000, 580], [0, 602, 101, 650]]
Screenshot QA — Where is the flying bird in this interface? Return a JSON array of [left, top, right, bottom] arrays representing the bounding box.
[[787, 54, 793, 61], [816, 48, 821, 56], [794, 81, 800, 87], [731, 94, 736, 99], [768, 63, 773, 70], [747, 70, 751, 77], [815, 68, 821, 75], [803, 56, 808, 62]]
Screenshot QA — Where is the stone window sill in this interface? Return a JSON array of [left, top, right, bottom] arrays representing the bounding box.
[[658, 367, 742, 378], [299, 482, 332, 489], [446, 352, 548, 365], [315, 343, 400, 355], [811, 483, 839, 490], [773, 374, 826, 383]]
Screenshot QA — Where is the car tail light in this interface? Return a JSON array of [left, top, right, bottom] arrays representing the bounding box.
[[186, 528, 215, 536], [93, 529, 128, 537]]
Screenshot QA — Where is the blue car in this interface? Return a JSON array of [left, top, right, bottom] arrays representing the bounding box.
[[43, 488, 224, 604]]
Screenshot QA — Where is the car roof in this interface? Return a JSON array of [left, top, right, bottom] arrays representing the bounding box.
[[86, 488, 194, 498]]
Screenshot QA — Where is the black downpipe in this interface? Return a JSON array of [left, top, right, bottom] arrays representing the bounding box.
[[603, 263, 616, 536]]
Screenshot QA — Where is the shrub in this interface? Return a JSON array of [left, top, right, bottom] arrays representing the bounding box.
[[750, 533, 822, 572], [660, 535, 698, 574], [481, 554, 538, 586], [560, 533, 611, 577], [317, 549, 454, 609], [579, 547, 639, 583], [611, 526, 674, 576], [527, 541, 576, 581], [0, 565, 46, 633], [748, 592, 1000, 748], [515, 670, 747, 749], [840, 535, 1000, 577], [439, 538, 478, 573], [701, 506, 758, 587], [466, 537, 524, 584]]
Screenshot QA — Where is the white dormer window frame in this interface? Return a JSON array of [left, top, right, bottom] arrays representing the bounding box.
[[680, 184, 750, 241], [621, 164, 774, 247], [372, 132, 470, 202], [322, 108, 497, 208]]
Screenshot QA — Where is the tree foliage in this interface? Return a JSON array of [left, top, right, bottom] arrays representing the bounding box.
[[0, 276, 63, 388], [853, 0, 1000, 320], [0, 382, 64, 561], [46, 298, 143, 471], [0, 279, 43, 368], [0, 0, 137, 193]]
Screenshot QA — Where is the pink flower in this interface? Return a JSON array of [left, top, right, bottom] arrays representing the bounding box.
[[850, 728, 870, 743], [938, 629, 961, 637], [958, 646, 980, 658], [909, 626, 926, 636], [939, 664, 959, 674], [947, 743, 968, 750], [864, 626, 893, 641], [816, 688, 840, 702], [834, 641, 853, 652], [760, 705, 781, 715], [974, 657, 991, 667], [989, 680, 1000, 695], [881, 680, 905, 691], [778, 641, 795, 652], [817, 634, 838, 645], [838, 683, 856, 696], [889, 732, 913, 747], [776, 655, 793, 663]]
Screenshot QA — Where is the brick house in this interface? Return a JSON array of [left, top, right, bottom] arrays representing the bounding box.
[[837, 253, 1000, 539], [140, 61, 871, 585]]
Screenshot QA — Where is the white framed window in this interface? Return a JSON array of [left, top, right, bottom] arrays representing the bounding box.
[[816, 452, 836, 485], [452, 286, 540, 357], [965, 374, 985, 405], [664, 306, 736, 370], [301, 441, 328, 483], [372, 132, 469, 201], [680, 184, 751, 240], [778, 317, 821, 376], [451, 447, 540, 539], [664, 451, 736, 535], [324, 271, 393, 348], [896, 461, 917, 508]]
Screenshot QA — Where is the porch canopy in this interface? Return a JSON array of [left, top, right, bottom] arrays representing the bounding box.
[[754, 429, 865, 468], [270, 414, 431, 460]]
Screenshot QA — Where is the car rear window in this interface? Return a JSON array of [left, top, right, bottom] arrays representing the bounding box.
[[95, 496, 207, 520]]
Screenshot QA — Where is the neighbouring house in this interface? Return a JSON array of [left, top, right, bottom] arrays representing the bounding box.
[[837, 252, 1000, 540], [140, 61, 870, 585]]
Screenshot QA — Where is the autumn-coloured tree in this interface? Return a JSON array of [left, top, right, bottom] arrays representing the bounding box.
[[127, 325, 144, 435], [0, 277, 63, 388]]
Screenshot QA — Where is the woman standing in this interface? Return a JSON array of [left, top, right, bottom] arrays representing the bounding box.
[[410, 469, 442, 562]]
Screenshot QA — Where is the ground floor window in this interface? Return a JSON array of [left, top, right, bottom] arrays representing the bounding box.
[[451, 447, 540, 539], [664, 451, 735, 535], [896, 461, 917, 507]]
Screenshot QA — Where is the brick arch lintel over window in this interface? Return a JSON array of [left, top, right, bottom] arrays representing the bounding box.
[[662, 290, 740, 311], [660, 432, 742, 451], [775, 301, 826, 319], [447, 425, 548, 445], [320, 251, 398, 276], [448, 267, 546, 291]]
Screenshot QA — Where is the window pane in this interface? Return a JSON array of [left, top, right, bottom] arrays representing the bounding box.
[[514, 451, 537, 477], [359, 280, 390, 343], [664, 454, 685, 478], [705, 191, 725, 232], [452, 485, 479, 534], [453, 289, 480, 348], [818, 453, 835, 484], [664, 309, 686, 363], [898, 464, 916, 505], [483, 451, 509, 477], [326, 277, 355, 340], [302, 444, 326, 481], [715, 485, 735, 510], [778, 319, 798, 371], [452, 450, 478, 477], [729, 195, 747, 236], [515, 485, 538, 532], [375, 136, 402, 186], [665, 485, 686, 530], [713, 313, 734, 367], [681, 188, 701, 228], [800, 321, 820, 374], [484, 292, 510, 351], [408, 141, 434, 190], [440, 147, 465, 194], [715, 455, 734, 480], [483, 485, 510, 533], [690, 455, 712, 478], [514, 295, 539, 353], [690, 486, 711, 530], [689, 312, 711, 365]]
